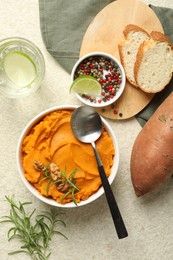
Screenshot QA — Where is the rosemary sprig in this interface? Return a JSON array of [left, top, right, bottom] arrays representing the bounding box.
[[37, 162, 79, 205], [0, 195, 67, 260], [60, 168, 79, 205]]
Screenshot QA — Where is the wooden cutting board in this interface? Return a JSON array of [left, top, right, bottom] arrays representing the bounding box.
[[80, 0, 164, 120]]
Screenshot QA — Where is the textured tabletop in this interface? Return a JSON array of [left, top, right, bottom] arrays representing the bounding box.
[[0, 1, 173, 259]]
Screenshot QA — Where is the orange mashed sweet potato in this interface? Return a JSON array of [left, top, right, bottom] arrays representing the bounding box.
[[22, 110, 115, 204]]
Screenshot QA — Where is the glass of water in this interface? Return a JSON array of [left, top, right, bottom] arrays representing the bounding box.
[[0, 37, 45, 98]]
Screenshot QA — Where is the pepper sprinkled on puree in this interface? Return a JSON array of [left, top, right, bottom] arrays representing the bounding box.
[[22, 110, 115, 204]]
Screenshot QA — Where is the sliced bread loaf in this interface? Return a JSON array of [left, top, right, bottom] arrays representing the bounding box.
[[134, 31, 173, 93], [118, 24, 150, 87]]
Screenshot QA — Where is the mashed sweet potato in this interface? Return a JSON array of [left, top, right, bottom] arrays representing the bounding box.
[[22, 109, 115, 204]]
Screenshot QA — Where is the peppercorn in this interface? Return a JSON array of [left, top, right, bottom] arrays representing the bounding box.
[[74, 55, 122, 104]]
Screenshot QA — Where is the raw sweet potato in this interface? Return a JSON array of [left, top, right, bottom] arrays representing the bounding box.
[[131, 92, 173, 196]]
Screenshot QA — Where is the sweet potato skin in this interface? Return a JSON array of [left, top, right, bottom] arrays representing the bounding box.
[[131, 92, 173, 196]]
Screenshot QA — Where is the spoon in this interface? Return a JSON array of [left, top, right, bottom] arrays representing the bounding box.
[[71, 106, 128, 239]]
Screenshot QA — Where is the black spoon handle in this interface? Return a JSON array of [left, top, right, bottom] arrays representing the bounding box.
[[92, 142, 128, 239], [98, 165, 128, 239]]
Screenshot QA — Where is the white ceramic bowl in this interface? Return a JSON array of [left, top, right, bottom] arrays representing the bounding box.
[[16, 105, 119, 208], [71, 52, 126, 108]]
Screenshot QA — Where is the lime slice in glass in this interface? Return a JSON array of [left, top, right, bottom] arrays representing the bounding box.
[[70, 75, 102, 96], [2, 51, 37, 88]]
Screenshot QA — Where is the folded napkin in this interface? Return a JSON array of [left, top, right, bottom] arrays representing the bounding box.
[[39, 1, 173, 126], [39, 0, 114, 73]]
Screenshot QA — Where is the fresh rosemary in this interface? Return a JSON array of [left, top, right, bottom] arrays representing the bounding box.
[[0, 196, 67, 260], [37, 162, 79, 205], [60, 168, 79, 205]]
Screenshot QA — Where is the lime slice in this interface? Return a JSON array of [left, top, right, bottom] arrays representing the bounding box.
[[70, 75, 102, 96], [2, 51, 37, 88]]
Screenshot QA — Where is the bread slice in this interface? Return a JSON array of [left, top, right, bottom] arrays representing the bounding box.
[[118, 24, 150, 87], [134, 31, 173, 93]]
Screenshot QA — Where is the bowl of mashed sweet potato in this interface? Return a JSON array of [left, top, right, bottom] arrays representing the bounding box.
[[16, 105, 119, 208]]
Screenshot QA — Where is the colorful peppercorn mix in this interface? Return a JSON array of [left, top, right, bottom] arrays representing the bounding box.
[[74, 55, 122, 104]]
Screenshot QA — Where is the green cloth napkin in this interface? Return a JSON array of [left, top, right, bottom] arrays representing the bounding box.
[[39, 0, 114, 73], [39, 1, 173, 126]]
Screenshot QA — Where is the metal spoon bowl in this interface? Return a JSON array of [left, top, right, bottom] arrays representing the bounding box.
[[71, 106, 128, 239]]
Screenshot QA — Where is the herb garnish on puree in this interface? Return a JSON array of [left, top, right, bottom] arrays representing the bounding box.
[[22, 110, 115, 204]]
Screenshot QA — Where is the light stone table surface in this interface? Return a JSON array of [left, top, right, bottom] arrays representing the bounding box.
[[0, 1, 173, 260]]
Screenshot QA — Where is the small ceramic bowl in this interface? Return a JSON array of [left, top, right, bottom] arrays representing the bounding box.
[[16, 105, 119, 208], [71, 52, 126, 107]]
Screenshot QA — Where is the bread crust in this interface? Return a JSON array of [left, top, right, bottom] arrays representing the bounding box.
[[123, 24, 150, 38], [151, 31, 173, 47]]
